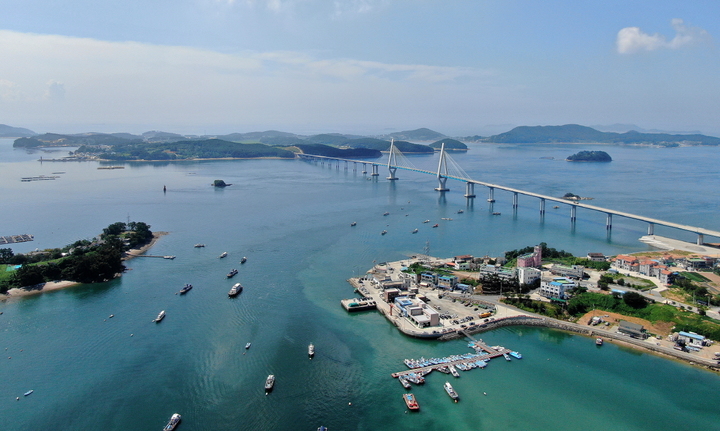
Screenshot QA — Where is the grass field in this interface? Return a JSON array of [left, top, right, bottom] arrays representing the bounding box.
[[681, 272, 710, 283]]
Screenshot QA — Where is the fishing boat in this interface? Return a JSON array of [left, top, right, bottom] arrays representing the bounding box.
[[228, 283, 243, 297], [492, 212, 501, 216], [509, 351, 522, 359], [412, 228, 418, 234], [398, 376, 411, 389], [163, 255, 176, 260], [308, 343, 315, 358], [503, 353, 511, 361], [423, 220, 430, 223], [441, 217, 453, 221], [154, 310, 166, 322], [226, 269, 238, 278], [163, 413, 181, 431], [449, 364, 460, 378], [194, 243, 205, 248], [265, 374, 275, 392], [383, 212, 389, 216], [245, 342, 252, 349], [23, 390, 33, 396], [179, 284, 193, 294], [432, 224, 439, 228], [240, 256, 247, 264], [218, 252, 228, 258], [444, 381, 459, 402], [381, 230, 387, 235], [318, 427, 328, 431], [596, 337, 604, 346], [350, 222, 357, 226], [403, 393, 420, 411], [457, 209, 464, 214]]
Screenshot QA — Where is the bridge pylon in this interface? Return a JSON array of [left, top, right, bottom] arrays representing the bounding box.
[[387, 138, 399, 180], [434, 143, 450, 191]]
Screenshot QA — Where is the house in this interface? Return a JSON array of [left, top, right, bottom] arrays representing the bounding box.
[[454, 261, 470, 270], [453, 254, 473, 263], [517, 245, 542, 268], [613, 255, 639, 272], [539, 277, 577, 299], [618, 320, 646, 339], [549, 264, 585, 279], [587, 252, 605, 262], [420, 272, 438, 287]]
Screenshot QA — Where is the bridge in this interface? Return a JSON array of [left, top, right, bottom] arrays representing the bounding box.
[[298, 141, 720, 244]]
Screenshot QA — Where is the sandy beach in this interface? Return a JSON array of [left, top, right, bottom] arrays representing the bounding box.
[[2, 231, 168, 300]]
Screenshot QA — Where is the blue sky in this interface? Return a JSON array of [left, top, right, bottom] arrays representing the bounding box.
[[1, 1, 718, 136]]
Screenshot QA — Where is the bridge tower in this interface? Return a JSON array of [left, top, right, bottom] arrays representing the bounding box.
[[387, 138, 399, 180], [434, 143, 450, 191]]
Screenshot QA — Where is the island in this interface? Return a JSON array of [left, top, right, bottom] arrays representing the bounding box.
[[213, 179, 230, 187], [566, 150, 612, 162], [429, 138, 468, 151]]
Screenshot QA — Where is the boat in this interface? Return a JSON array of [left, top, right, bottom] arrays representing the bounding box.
[[179, 284, 193, 294], [423, 220, 430, 223], [449, 364, 460, 378], [163, 413, 181, 431], [228, 283, 243, 297], [432, 224, 439, 228], [163, 255, 176, 260], [457, 209, 464, 214], [403, 393, 420, 411], [444, 381, 459, 402], [318, 427, 328, 431], [23, 390, 33, 396], [381, 230, 387, 235], [193, 243, 205, 248], [350, 222, 357, 226], [596, 337, 604, 346], [245, 342, 251, 349], [308, 343, 315, 358], [219, 252, 228, 258], [383, 212, 389, 216], [240, 256, 247, 264], [154, 310, 166, 322], [412, 228, 418, 234], [503, 353, 511, 361], [265, 374, 275, 392], [509, 351, 522, 359], [492, 212, 501, 215], [553, 205, 560, 209], [226, 269, 238, 278], [398, 376, 411, 389], [441, 217, 453, 221]]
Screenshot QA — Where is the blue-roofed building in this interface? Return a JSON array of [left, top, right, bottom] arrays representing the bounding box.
[[437, 275, 458, 290], [677, 331, 706, 347]]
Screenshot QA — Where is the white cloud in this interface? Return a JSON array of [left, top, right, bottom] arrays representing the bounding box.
[[0, 79, 22, 101], [45, 80, 65, 101], [333, 0, 384, 17], [617, 19, 711, 54]]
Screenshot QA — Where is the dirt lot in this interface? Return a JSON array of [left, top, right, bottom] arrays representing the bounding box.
[[578, 309, 674, 337]]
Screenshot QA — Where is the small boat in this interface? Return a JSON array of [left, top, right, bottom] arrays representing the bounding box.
[[398, 376, 411, 389], [318, 427, 328, 431], [423, 220, 430, 223], [441, 217, 453, 221], [194, 243, 205, 248], [245, 342, 252, 349], [457, 209, 464, 214], [308, 343, 315, 358], [412, 228, 418, 234], [219, 252, 228, 258], [432, 224, 439, 228], [503, 353, 511, 361], [596, 337, 604, 346], [23, 390, 33, 397], [265, 374, 275, 392], [228, 283, 243, 297], [154, 310, 166, 323], [179, 284, 193, 294], [163, 413, 181, 431], [553, 206, 560, 209], [449, 365, 460, 378], [226, 269, 238, 278], [403, 393, 420, 411], [509, 351, 522, 359], [350, 222, 357, 226], [492, 212, 501, 215], [383, 212, 389, 216], [240, 257, 247, 264], [444, 381, 459, 402], [163, 255, 176, 260], [381, 230, 387, 235]]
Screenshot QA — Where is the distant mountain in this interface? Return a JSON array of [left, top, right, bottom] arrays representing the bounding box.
[[385, 128, 446, 141], [429, 138, 468, 151], [592, 124, 702, 134], [142, 131, 188, 143], [0, 124, 36, 137], [485, 124, 720, 146], [14, 133, 139, 148], [294, 144, 380, 158], [347, 138, 433, 154], [259, 136, 309, 147], [218, 130, 300, 142], [306, 134, 349, 146]]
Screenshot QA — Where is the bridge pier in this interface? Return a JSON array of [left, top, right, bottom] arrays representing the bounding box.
[[435, 176, 449, 192], [464, 182, 475, 198], [697, 234, 704, 245], [512, 192, 518, 209], [606, 213, 613, 230], [647, 223, 654, 235], [487, 187, 495, 203], [352, 162, 356, 172], [362, 163, 367, 174], [387, 166, 398, 180], [570, 205, 577, 222], [371, 164, 379, 176], [344, 161, 348, 171], [540, 198, 545, 215]]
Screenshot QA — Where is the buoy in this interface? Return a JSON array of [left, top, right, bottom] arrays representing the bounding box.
[[348, 402, 352, 406]]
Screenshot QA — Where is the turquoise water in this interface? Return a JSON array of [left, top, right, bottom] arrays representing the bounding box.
[[1, 139, 719, 430]]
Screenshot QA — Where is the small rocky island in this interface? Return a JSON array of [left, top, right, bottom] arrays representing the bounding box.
[[213, 180, 231, 187], [566, 150, 612, 162]]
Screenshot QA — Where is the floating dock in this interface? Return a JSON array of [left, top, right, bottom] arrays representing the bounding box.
[[341, 297, 377, 312], [0, 234, 34, 245]]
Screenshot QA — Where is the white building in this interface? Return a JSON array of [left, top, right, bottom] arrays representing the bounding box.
[[539, 277, 577, 299], [518, 267, 541, 285]]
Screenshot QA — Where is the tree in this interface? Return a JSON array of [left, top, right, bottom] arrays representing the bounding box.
[[103, 222, 127, 237], [0, 248, 13, 264], [623, 291, 647, 309]]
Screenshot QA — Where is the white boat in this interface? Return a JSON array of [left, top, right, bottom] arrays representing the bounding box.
[[509, 351, 522, 359], [423, 220, 430, 223], [154, 310, 166, 322], [228, 283, 243, 297], [265, 374, 275, 392], [503, 353, 511, 361], [381, 230, 387, 235], [444, 381, 459, 402], [163, 255, 176, 260], [398, 376, 411, 389], [596, 337, 604, 346], [24, 390, 33, 396], [193, 243, 205, 248], [163, 413, 181, 431], [308, 343, 315, 358], [449, 365, 460, 378], [245, 342, 251, 349], [412, 228, 418, 234], [219, 252, 228, 258]]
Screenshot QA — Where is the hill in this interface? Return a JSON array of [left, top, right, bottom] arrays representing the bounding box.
[[0, 124, 36, 137], [429, 138, 468, 151], [566, 150, 612, 162], [385, 128, 446, 141], [485, 124, 720, 146], [14, 133, 140, 148], [294, 144, 380, 158], [78, 139, 295, 161]]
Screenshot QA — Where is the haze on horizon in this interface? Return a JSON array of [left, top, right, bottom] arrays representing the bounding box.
[[1, 1, 718, 137]]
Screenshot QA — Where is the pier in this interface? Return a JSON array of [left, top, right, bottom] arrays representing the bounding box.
[[0, 234, 34, 245]]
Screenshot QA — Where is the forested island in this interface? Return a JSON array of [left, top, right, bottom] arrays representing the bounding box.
[[429, 138, 468, 151], [566, 150, 612, 162], [0, 222, 153, 293]]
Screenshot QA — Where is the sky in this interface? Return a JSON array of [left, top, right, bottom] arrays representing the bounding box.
[[1, 0, 719, 136]]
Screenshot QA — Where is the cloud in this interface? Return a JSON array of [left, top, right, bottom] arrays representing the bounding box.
[[616, 19, 711, 54], [0, 79, 21, 101], [333, 0, 385, 17], [45, 80, 65, 101]]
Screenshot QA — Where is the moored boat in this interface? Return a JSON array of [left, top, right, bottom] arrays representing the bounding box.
[[226, 269, 238, 278], [444, 381, 459, 402], [432, 224, 439, 228], [179, 284, 193, 294], [381, 230, 387, 235], [163, 255, 176, 260], [308, 343, 315, 358], [265, 374, 275, 392], [509, 351, 522, 359], [163, 413, 181, 431], [503, 353, 511, 361], [245, 342, 251, 349], [228, 283, 243, 297], [240, 256, 247, 264], [219, 252, 228, 258], [194, 243, 205, 248], [449, 365, 460, 378], [403, 393, 420, 411], [398, 376, 411, 389], [412, 228, 418, 234], [154, 310, 166, 322], [596, 337, 603, 346]]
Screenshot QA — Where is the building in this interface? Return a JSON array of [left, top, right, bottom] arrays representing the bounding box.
[[454, 261, 470, 271], [618, 320, 646, 339], [479, 264, 516, 281], [517, 267, 541, 286], [549, 264, 585, 279], [517, 245, 542, 268], [437, 275, 459, 290], [539, 277, 577, 299], [677, 331, 707, 347], [420, 272, 438, 287], [587, 252, 605, 262], [383, 288, 401, 303], [613, 255, 639, 272], [394, 296, 440, 327]]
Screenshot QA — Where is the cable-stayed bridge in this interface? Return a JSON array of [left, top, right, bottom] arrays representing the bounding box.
[[298, 141, 720, 244]]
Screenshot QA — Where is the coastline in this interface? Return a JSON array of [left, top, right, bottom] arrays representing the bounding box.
[[2, 231, 168, 300]]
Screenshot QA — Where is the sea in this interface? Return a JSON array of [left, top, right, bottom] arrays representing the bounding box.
[[1, 138, 719, 431]]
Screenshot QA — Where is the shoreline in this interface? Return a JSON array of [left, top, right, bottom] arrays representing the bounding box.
[[2, 231, 168, 300]]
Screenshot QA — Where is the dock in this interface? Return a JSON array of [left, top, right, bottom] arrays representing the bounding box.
[[341, 297, 377, 312], [0, 234, 34, 245], [126, 254, 175, 259]]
